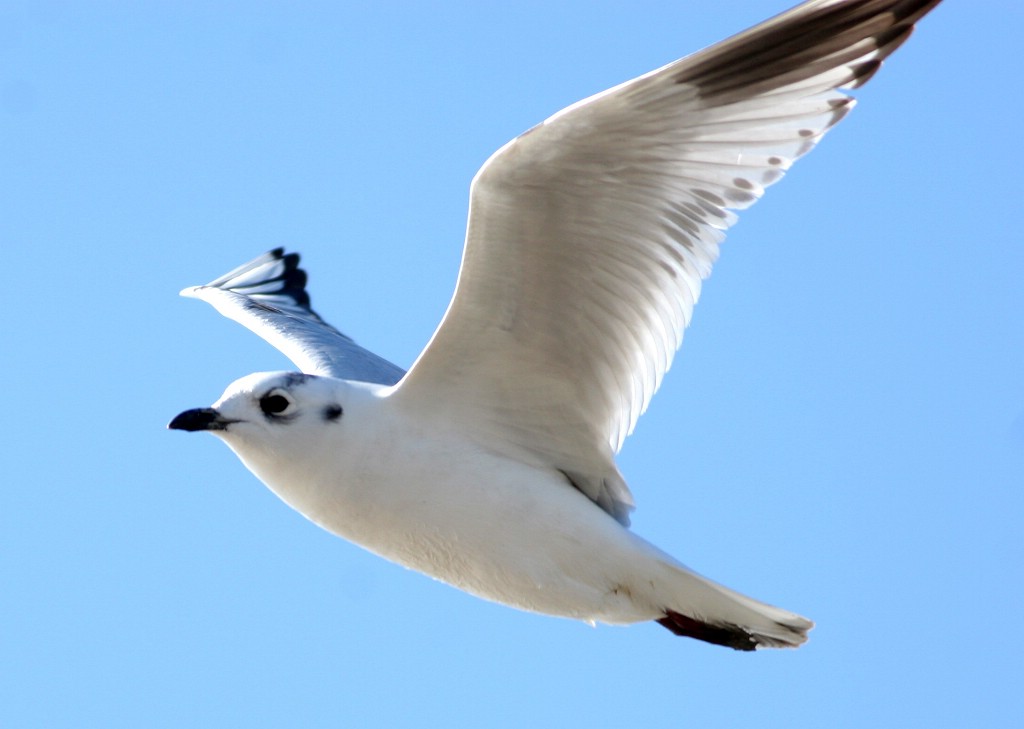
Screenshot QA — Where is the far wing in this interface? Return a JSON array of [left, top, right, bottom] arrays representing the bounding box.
[[183, 248, 405, 385], [394, 0, 941, 524]]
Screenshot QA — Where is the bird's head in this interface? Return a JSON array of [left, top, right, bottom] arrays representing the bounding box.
[[168, 371, 351, 467]]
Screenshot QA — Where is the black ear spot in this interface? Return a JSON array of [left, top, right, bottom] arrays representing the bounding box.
[[322, 404, 343, 422]]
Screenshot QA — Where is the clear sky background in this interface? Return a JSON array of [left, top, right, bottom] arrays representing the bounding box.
[[2, 1, 1020, 727]]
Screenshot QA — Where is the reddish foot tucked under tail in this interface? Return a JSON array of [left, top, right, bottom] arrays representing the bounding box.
[[657, 610, 760, 651], [656, 607, 811, 651]]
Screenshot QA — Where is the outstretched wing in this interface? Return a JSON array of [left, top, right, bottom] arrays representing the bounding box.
[[393, 0, 942, 524], [182, 248, 405, 385]]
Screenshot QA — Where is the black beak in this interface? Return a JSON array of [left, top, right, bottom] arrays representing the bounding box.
[[168, 407, 233, 432]]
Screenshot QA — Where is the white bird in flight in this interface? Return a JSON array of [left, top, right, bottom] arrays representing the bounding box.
[[170, 0, 942, 650]]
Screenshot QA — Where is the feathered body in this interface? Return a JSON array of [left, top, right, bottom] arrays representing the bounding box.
[[170, 0, 943, 650], [210, 373, 809, 649]]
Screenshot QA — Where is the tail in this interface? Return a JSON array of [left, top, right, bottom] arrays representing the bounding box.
[[649, 554, 813, 651]]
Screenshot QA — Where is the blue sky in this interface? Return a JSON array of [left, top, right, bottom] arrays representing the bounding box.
[[2, 1, 1020, 727]]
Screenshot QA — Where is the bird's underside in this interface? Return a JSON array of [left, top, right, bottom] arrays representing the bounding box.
[[170, 0, 943, 650]]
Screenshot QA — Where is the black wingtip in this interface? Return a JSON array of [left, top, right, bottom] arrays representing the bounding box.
[[256, 249, 312, 310], [673, 0, 942, 102], [205, 248, 317, 316]]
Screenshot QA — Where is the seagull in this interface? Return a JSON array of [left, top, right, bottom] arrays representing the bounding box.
[[170, 0, 942, 650]]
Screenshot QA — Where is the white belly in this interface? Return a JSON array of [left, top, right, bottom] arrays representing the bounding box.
[[237, 420, 664, 625]]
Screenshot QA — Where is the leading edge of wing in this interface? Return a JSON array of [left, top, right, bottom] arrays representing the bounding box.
[[182, 248, 405, 385]]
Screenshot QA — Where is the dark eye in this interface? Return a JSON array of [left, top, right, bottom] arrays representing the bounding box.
[[259, 392, 291, 416]]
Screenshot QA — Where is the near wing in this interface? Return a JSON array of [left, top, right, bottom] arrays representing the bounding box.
[[394, 0, 941, 524], [182, 248, 405, 385]]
